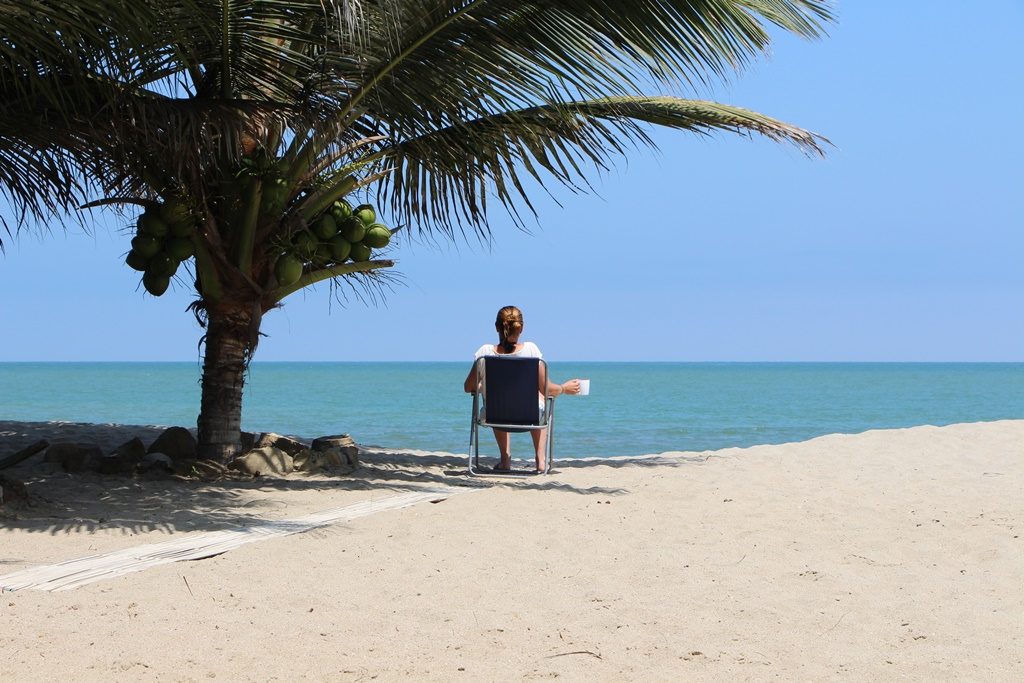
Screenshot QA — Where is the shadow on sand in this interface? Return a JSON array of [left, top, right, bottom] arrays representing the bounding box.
[[0, 447, 710, 539]]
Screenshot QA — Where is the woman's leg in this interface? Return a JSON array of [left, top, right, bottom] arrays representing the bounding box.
[[531, 428, 547, 472], [492, 428, 511, 470]]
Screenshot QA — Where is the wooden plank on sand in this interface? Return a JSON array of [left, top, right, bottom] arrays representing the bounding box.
[[0, 486, 467, 592]]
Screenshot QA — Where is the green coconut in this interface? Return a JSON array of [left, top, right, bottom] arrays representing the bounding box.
[[169, 219, 195, 238], [313, 243, 333, 264], [125, 250, 150, 272], [349, 242, 372, 262], [260, 177, 290, 211], [131, 234, 162, 258], [338, 215, 366, 243], [274, 253, 303, 286], [147, 253, 178, 278], [363, 224, 391, 249], [165, 237, 195, 261], [142, 272, 170, 296], [313, 214, 337, 240], [137, 212, 168, 237], [354, 204, 376, 225], [328, 235, 352, 262], [291, 230, 318, 258], [330, 200, 353, 221], [158, 198, 191, 225]]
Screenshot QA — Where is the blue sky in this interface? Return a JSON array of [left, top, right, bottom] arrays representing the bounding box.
[[1, 1, 1021, 362]]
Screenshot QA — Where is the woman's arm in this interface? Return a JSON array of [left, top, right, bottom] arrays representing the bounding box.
[[538, 365, 581, 396], [548, 379, 581, 396], [464, 364, 480, 393]]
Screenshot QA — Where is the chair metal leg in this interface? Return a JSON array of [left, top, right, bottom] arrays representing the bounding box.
[[470, 421, 483, 475], [546, 400, 555, 474], [468, 393, 479, 475]]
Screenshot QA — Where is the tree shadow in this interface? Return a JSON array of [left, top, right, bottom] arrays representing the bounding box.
[[1, 448, 692, 537], [2, 467, 287, 536], [0, 421, 705, 539]]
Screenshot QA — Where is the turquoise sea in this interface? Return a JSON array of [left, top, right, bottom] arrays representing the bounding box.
[[1, 362, 1021, 458]]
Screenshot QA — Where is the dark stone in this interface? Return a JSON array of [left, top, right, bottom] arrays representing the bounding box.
[[44, 442, 103, 472], [43, 442, 73, 464], [254, 432, 307, 458], [311, 434, 354, 451], [67, 445, 105, 473], [95, 437, 146, 475], [147, 427, 197, 462], [293, 447, 354, 473], [114, 437, 147, 461], [319, 447, 357, 472], [228, 447, 293, 477], [139, 452, 173, 472], [311, 435, 359, 468]]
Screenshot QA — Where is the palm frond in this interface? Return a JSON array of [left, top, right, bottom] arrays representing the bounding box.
[[312, 0, 834, 136], [374, 96, 828, 237], [0, 0, 835, 253], [290, 0, 833, 237]]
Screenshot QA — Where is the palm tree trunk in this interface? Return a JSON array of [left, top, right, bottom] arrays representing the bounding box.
[[197, 302, 256, 461]]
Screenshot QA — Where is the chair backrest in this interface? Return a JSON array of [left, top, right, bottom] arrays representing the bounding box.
[[481, 356, 545, 426]]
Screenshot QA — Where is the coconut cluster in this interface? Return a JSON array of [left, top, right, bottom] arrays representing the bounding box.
[[273, 199, 391, 287], [125, 199, 196, 296], [124, 149, 394, 295]]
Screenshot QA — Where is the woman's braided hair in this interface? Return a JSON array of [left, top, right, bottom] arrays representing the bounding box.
[[495, 306, 524, 353]]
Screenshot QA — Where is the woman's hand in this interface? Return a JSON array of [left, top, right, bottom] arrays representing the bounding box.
[[560, 379, 582, 395]]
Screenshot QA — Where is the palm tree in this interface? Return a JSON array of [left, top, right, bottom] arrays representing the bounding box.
[[1, 1, 832, 460]]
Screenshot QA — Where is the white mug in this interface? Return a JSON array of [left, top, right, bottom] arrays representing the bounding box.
[[578, 379, 590, 396]]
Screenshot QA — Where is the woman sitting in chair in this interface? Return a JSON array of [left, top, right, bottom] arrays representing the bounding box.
[[464, 305, 581, 472]]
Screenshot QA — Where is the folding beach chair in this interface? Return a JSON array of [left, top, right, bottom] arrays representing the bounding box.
[[468, 355, 555, 476]]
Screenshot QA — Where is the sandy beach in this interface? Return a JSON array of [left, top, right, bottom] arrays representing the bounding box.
[[1, 419, 1021, 681]]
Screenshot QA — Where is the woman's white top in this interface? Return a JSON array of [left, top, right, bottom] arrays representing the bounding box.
[[473, 341, 543, 359]]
